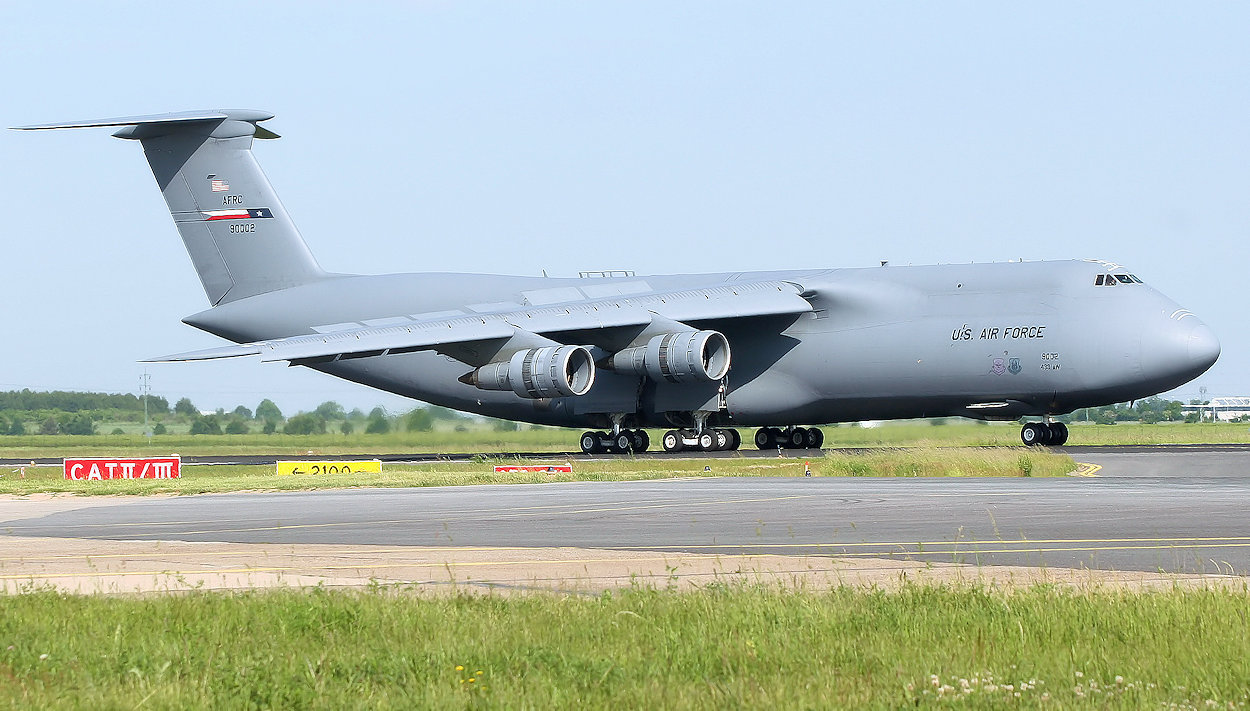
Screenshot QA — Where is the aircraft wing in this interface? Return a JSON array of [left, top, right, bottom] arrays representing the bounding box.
[[146, 279, 811, 365]]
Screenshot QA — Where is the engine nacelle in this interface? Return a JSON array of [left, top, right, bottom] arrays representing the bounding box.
[[607, 330, 731, 383], [462, 346, 596, 399]]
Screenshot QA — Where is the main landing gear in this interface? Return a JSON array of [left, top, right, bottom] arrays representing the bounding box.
[[1020, 421, 1068, 446], [580, 429, 650, 454], [579, 425, 828, 453], [754, 426, 824, 450], [660, 428, 742, 452]]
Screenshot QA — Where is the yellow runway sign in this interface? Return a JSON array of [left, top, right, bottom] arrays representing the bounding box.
[[276, 460, 382, 476]]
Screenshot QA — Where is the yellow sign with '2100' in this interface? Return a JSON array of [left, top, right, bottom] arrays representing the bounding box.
[[276, 460, 383, 476]]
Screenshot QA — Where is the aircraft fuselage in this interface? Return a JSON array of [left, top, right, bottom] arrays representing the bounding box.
[[184, 258, 1218, 429]]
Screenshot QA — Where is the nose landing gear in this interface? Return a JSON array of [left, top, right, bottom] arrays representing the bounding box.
[[1020, 421, 1068, 446]]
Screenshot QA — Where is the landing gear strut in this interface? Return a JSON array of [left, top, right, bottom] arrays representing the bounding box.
[[580, 429, 651, 454], [1020, 421, 1068, 446], [754, 426, 825, 450]]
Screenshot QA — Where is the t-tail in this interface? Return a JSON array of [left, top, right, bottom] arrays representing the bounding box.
[[13, 110, 328, 305]]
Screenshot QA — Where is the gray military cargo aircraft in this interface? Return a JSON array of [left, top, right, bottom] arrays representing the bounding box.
[[15, 110, 1220, 452]]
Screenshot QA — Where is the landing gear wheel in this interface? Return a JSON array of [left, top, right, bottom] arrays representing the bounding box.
[[662, 430, 683, 453], [788, 428, 807, 449], [754, 428, 773, 449], [726, 428, 742, 451], [631, 430, 650, 453], [580, 431, 600, 454], [713, 430, 730, 451], [698, 431, 716, 451], [613, 432, 634, 453], [1021, 422, 1051, 446], [805, 427, 824, 449], [1048, 422, 1069, 446]]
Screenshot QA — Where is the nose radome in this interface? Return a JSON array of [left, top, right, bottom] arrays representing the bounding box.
[[1187, 321, 1220, 371], [1140, 314, 1219, 387]]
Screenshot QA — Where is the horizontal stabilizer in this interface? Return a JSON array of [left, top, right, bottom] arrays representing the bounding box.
[[11, 109, 272, 131]]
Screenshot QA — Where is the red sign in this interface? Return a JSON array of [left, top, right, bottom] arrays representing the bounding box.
[[64, 457, 181, 480], [494, 464, 572, 474]]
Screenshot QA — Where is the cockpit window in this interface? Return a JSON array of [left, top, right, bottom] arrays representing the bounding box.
[[1095, 273, 1142, 286]]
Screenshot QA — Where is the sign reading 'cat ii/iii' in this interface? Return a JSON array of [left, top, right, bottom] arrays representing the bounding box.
[[64, 457, 181, 480]]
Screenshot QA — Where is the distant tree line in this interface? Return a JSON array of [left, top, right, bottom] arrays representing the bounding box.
[[0, 389, 170, 414], [0, 389, 499, 436], [1067, 397, 1197, 425]]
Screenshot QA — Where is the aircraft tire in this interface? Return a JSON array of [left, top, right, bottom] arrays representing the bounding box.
[[1021, 423, 1047, 446], [613, 432, 634, 453], [631, 430, 650, 452], [788, 428, 807, 449], [805, 427, 824, 449], [662, 430, 684, 452], [1048, 422, 1069, 446], [713, 429, 730, 451], [580, 431, 601, 454], [754, 428, 773, 449], [698, 432, 716, 451], [726, 428, 741, 450]]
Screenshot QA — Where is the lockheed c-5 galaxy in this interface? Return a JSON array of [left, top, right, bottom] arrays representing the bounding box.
[[16, 110, 1220, 452]]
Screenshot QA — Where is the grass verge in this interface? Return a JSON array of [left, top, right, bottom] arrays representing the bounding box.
[[1, 421, 1248, 458], [0, 583, 1246, 708], [0, 448, 1074, 495]]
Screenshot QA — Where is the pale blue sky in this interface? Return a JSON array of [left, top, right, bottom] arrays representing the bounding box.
[[2, 2, 1246, 414]]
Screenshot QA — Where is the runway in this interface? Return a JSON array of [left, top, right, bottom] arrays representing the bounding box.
[[1, 448, 1247, 592]]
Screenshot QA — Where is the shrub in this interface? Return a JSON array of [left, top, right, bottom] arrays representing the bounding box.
[[189, 415, 223, 435], [365, 416, 390, 435], [283, 413, 326, 435]]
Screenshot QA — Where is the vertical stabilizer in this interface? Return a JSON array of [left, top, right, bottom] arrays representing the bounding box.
[[14, 110, 328, 305]]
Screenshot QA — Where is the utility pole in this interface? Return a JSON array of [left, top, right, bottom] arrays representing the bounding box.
[[139, 371, 152, 442]]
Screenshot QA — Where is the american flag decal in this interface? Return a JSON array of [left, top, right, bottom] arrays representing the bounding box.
[[201, 208, 275, 220], [210, 179, 229, 192]]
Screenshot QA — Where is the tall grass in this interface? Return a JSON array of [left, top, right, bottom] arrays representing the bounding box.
[[0, 584, 1246, 708]]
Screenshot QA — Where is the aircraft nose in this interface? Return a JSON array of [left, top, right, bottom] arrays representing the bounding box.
[[1186, 321, 1220, 371], [1143, 314, 1219, 384]]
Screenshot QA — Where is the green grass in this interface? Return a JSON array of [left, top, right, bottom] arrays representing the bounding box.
[[0, 448, 1074, 495], [2, 420, 1247, 459], [0, 584, 1246, 709]]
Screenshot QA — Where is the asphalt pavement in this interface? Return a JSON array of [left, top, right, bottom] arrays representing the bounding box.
[[4, 448, 1247, 575]]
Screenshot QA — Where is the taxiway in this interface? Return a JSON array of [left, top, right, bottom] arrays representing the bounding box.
[[1, 447, 1246, 593]]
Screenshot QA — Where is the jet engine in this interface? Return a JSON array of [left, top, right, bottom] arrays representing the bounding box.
[[607, 330, 731, 383], [461, 345, 596, 399]]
